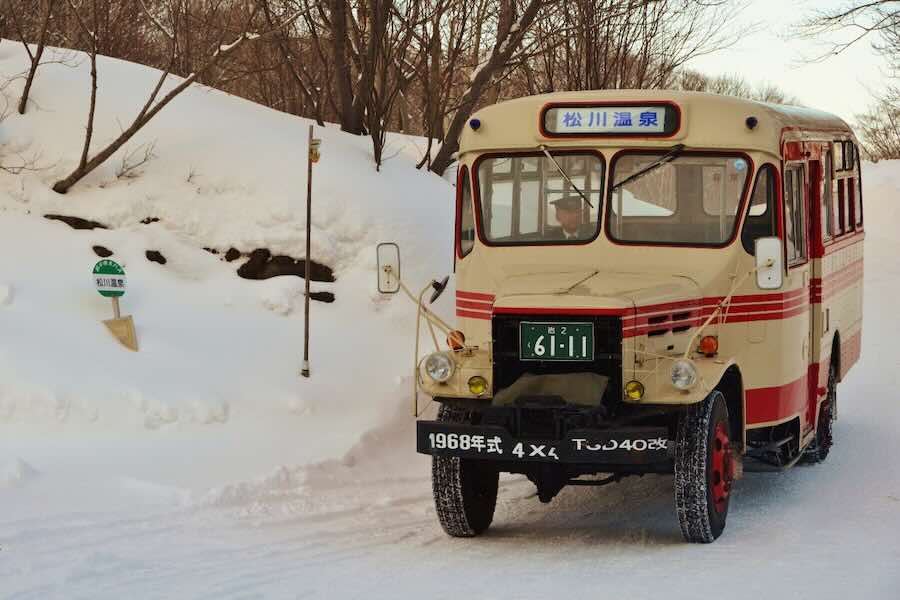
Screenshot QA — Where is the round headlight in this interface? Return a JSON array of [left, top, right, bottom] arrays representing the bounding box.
[[671, 359, 699, 390], [424, 352, 454, 383]]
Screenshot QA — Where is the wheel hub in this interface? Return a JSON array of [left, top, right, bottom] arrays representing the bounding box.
[[711, 421, 733, 513]]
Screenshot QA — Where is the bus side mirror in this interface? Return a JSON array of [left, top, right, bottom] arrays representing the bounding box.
[[376, 242, 401, 294], [754, 237, 783, 290]]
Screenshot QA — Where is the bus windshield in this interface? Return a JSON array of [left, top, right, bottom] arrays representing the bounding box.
[[476, 153, 604, 244], [607, 152, 750, 246]]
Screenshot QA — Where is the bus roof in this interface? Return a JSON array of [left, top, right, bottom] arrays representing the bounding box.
[[460, 90, 855, 157]]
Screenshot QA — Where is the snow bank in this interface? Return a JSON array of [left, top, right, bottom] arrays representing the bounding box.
[[0, 44, 454, 483]]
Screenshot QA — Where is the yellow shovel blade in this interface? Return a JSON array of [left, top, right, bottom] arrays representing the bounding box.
[[103, 315, 139, 352]]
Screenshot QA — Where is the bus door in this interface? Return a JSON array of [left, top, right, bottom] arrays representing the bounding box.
[[807, 153, 830, 432], [783, 159, 815, 437]]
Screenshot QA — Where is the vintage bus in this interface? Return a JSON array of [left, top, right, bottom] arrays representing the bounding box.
[[380, 90, 864, 543]]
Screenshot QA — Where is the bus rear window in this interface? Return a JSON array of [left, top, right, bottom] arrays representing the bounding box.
[[607, 153, 750, 246], [476, 153, 604, 244]]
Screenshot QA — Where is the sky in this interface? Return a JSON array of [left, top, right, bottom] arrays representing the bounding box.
[[686, 0, 892, 124]]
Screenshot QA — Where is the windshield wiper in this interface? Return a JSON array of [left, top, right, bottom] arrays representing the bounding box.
[[538, 145, 593, 208], [611, 144, 686, 191]]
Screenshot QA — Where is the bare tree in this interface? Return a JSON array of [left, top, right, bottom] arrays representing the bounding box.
[[429, 0, 547, 175], [7, 0, 56, 114], [674, 68, 799, 104], [796, 1, 900, 66], [857, 93, 900, 160], [52, 1, 302, 194]]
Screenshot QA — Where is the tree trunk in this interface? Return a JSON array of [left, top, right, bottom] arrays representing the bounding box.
[[16, 0, 53, 115], [430, 0, 544, 176], [329, 0, 365, 134]]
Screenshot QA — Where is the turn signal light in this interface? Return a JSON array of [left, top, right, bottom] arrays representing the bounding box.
[[447, 330, 466, 351], [699, 335, 719, 357], [468, 376, 487, 396], [625, 380, 645, 400]]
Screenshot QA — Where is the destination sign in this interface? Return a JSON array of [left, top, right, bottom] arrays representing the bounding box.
[[543, 104, 678, 136]]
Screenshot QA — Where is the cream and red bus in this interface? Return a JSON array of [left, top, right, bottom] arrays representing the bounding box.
[[382, 90, 864, 543]]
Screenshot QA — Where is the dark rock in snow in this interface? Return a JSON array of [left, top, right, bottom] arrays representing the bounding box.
[[204, 247, 219, 255], [237, 248, 335, 283], [237, 248, 271, 279], [145, 250, 167, 265], [92, 245, 113, 258], [224, 248, 242, 262], [309, 291, 335, 303], [45, 214, 108, 230], [141, 217, 160, 225]]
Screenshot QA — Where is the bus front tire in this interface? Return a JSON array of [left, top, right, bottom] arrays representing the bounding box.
[[674, 390, 733, 543], [432, 405, 499, 537]]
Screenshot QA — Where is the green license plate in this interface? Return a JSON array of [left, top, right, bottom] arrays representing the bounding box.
[[520, 322, 594, 361]]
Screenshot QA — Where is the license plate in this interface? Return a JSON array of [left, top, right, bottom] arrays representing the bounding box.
[[520, 321, 594, 361], [417, 422, 670, 465]]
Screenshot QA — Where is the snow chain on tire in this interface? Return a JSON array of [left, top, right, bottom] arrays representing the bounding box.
[[802, 361, 836, 464], [432, 404, 499, 537], [674, 390, 730, 543]]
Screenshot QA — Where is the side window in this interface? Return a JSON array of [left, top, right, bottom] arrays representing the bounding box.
[[844, 141, 855, 170], [741, 164, 777, 254], [854, 145, 863, 227], [822, 151, 833, 241], [783, 165, 807, 265], [458, 167, 475, 257], [833, 141, 844, 172], [837, 179, 846, 234]]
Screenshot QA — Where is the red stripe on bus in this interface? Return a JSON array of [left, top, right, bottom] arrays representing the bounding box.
[[456, 299, 493, 310], [457, 291, 495, 301], [456, 309, 491, 320], [493, 306, 629, 316], [745, 371, 809, 425]]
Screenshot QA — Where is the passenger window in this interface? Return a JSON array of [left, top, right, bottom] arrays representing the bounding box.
[[854, 145, 863, 227], [459, 167, 475, 257], [783, 165, 807, 264], [833, 141, 844, 172], [741, 164, 777, 254], [822, 152, 833, 241], [844, 141, 855, 170], [836, 179, 846, 234]]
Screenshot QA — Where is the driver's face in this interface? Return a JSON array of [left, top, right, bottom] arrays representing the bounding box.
[[555, 206, 581, 234]]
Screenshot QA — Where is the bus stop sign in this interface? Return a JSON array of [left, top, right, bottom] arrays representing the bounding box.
[[93, 259, 126, 298]]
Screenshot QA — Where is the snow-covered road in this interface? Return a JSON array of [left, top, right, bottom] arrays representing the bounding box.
[[3, 265, 899, 600]]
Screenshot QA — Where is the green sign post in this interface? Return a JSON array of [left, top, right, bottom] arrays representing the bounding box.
[[93, 259, 126, 299], [92, 259, 137, 351]]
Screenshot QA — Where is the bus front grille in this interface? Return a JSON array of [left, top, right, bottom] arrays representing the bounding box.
[[491, 313, 623, 408]]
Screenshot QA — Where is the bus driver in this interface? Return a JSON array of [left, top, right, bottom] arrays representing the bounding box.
[[550, 196, 593, 240]]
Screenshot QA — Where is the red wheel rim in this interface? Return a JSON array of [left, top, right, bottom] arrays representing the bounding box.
[[711, 421, 733, 513]]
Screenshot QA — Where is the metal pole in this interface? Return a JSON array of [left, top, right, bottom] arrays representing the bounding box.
[[112, 296, 121, 319], [302, 124, 313, 378]]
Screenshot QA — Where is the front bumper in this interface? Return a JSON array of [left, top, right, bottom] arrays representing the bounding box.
[[417, 420, 672, 465]]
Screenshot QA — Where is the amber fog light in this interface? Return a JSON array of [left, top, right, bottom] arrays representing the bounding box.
[[698, 335, 719, 357], [468, 376, 487, 396], [447, 330, 466, 351], [625, 380, 645, 400]]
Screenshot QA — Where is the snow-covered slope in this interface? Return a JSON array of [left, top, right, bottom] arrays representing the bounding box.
[[0, 44, 455, 485], [1, 42, 899, 599]]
